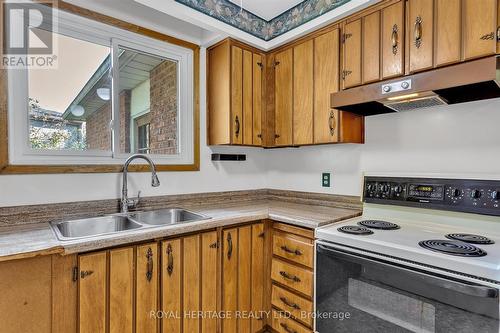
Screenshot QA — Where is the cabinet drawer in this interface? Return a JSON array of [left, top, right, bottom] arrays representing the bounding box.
[[273, 234, 313, 268], [272, 284, 313, 328], [271, 309, 313, 333], [271, 259, 313, 297]]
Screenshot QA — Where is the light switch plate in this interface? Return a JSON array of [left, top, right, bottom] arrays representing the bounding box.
[[322, 173, 331, 187]]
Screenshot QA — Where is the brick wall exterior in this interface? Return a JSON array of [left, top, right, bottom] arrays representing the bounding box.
[[85, 59, 177, 155], [149, 60, 178, 155]]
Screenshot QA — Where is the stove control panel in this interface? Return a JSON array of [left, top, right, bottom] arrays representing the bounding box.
[[364, 177, 500, 216]]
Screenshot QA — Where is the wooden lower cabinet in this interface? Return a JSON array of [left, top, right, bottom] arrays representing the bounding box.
[[79, 252, 107, 333], [109, 247, 134, 333]]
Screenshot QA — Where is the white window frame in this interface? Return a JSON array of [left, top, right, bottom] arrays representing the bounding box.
[[7, 4, 194, 165]]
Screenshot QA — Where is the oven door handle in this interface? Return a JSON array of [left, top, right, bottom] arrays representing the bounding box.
[[317, 244, 499, 299]]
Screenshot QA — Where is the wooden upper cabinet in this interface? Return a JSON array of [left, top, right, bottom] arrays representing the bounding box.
[[362, 11, 381, 83], [253, 54, 263, 145], [207, 40, 263, 146], [435, 0, 461, 66], [463, 0, 497, 60], [274, 48, 293, 146], [231, 46, 243, 144], [293, 40, 314, 145], [408, 0, 434, 72], [314, 29, 340, 144], [342, 19, 362, 88], [79, 252, 107, 333], [381, 1, 405, 79]]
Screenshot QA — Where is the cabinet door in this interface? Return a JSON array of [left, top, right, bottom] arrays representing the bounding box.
[[435, 0, 461, 66], [201, 232, 218, 333], [79, 252, 107, 333], [463, 0, 497, 60], [251, 223, 266, 332], [222, 228, 238, 332], [237, 226, 252, 333], [136, 243, 158, 333], [109, 247, 134, 333], [314, 30, 340, 144], [274, 49, 293, 146], [343, 19, 362, 88], [231, 46, 243, 144], [183, 235, 201, 333], [363, 11, 381, 83], [293, 40, 314, 145], [408, 0, 434, 72], [161, 239, 182, 333], [243, 49, 253, 145], [253, 53, 263, 145], [382, 1, 405, 79]]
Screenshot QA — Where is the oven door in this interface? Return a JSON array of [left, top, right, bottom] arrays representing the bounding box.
[[316, 242, 500, 333]]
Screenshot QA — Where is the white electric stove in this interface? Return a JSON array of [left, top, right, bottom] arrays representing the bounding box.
[[314, 175, 500, 333]]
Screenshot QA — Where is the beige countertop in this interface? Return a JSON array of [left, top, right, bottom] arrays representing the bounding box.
[[0, 200, 361, 262]]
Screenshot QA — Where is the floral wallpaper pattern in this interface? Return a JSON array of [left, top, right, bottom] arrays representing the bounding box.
[[175, 0, 352, 40]]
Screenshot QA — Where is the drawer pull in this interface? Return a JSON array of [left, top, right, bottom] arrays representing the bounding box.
[[280, 271, 301, 283], [480, 32, 495, 40], [146, 247, 154, 282], [280, 245, 302, 256], [279, 296, 301, 310], [280, 323, 298, 333], [166, 244, 174, 276], [227, 232, 233, 260]]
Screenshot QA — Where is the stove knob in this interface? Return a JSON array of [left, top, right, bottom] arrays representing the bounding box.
[[491, 191, 500, 200], [381, 184, 390, 192], [451, 188, 461, 197], [366, 183, 376, 191], [470, 189, 482, 199], [394, 185, 403, 193]]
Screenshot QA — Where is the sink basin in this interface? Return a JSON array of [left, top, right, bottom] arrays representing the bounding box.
[[51, 215, 142, 241], [130, 208, 209, 226]]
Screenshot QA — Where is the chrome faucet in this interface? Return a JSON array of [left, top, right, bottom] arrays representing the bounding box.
[[121, 154, 160, 213]]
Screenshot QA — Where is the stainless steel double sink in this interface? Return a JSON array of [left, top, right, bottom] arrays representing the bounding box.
[[51, 208, 210, 241]]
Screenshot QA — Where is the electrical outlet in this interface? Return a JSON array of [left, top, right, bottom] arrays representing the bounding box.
[[322, 173, 331, 187]]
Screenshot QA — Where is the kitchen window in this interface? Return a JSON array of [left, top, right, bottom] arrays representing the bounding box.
[[5, 3, 197, 171]]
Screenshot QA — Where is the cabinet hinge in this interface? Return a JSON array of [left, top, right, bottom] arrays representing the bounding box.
[[258, 232, 265, 238], [257, 62, 263, 69], [341, 33, 352, 43], [273, 61, 280, 68], [209, 240, 219, 249], [72, 266, 79, 282], [342, 70, 352, 80]]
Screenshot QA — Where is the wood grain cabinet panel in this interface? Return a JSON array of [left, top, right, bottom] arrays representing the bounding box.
[[238, 226, 252, 333], [293, 40, 314, 145], [0, 256, 53, 333], [222, 228, 238, 332], [381, 1, 405, 79], [231, 46, 243, 144], [271, 284, 314, 327], [271, 258, 314, 297], [463, 0, 497, 60], [243, 49, 253, 145], [136, 243, 158, 333], [274, 48, 293, 146], [435, 0, 461, 66], [314, 29, 340, 144], [343, 19, 362, 88], [408, 0, 434, 72], [183, 235, 201, 333], [253, 54, 263, 145], [271, 309, 313, 333], [201, 232, 218, 333], [272, 233, 314, 268], [79, 252, 107, 333], [362, 11, 381, 83], [161, 239, 182, 333], [251, 223, 266, 332], [109, 247, 134, 333]]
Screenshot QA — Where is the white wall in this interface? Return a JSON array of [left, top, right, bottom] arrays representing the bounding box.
[[266, 98, 500, 196]]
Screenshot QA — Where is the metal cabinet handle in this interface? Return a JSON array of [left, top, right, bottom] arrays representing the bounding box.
[[280, 323, 297, 333], [146, 247, 153, 282], [497, 26, 500, 41], [80, 270, 94, 279], [414, 16, 422, 48], [234, 116, 240, 138], [329, 110, 336, 136], [279, 296, 301, 310], [166, 244, 174, 276], [480, 32, 495, 40], [391, 24, 399, 55], [227, 233, 233, 260], [342, 70, 352, 80], [279, 271, 301, 283], [280, 245, 302, 256]]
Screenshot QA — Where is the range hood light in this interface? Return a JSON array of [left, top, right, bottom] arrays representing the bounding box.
[[387, 93, 420, 101]]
